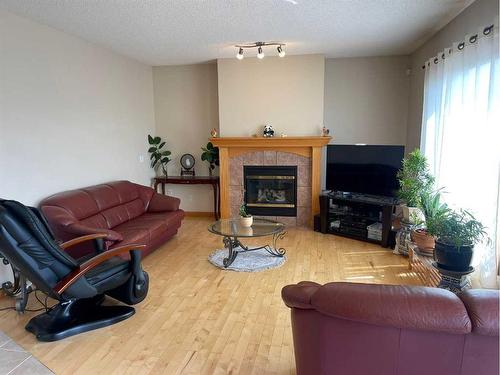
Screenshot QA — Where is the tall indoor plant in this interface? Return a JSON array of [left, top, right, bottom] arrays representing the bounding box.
[[427, 209, 487, 271], [148, 135, 171, 176], [397, 149, 434, 223], [201, 142, 219, 176]]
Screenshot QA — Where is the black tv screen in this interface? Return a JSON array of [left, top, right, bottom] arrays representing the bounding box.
[[326, 145, 404, 198]]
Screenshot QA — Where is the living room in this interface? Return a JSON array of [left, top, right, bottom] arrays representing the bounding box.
[[0, 0, 499, 374]]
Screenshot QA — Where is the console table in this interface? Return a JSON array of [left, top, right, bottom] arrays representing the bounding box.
[[153, 176, 220, 220]]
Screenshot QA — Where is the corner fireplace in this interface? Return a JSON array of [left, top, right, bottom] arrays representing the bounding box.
[[244, 166, 297, 217]]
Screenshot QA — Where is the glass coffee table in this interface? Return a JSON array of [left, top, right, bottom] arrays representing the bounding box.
[[208, 218, 286, 268]]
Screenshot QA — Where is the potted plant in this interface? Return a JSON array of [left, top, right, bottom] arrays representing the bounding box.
[[427, 209, 487, 271], [201, 142, 219, 176], [410, 190, 449, 254], [148, 135, 171, 176], [239, 203, 253, 227], [397, 149, 434, 223]]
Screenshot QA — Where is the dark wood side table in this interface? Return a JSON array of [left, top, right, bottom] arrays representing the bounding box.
[[153, 176, 220, 220]]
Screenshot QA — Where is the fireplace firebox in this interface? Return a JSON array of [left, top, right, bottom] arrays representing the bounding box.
[[244, 166, 297, 216]]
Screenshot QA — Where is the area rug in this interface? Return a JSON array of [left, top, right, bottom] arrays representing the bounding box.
[[208, 247, 286, 272]]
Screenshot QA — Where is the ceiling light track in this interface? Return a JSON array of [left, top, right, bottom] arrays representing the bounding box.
[[234, 42, 286, 60]]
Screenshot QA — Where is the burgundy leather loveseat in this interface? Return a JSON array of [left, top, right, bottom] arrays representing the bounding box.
[[40, 180, 184, 258], [282, 281, 499, 375]]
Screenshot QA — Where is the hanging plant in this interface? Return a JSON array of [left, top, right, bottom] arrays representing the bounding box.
[[148, 135, 171, 176]]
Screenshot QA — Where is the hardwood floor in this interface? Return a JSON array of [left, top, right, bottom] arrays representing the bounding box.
[[0, 218, 421, 374]]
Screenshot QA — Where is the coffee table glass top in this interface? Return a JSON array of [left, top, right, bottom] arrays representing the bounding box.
[[208, 218, 285, 238]]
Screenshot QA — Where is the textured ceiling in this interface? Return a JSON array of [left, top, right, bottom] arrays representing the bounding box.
[[0, 0, 472, 65]]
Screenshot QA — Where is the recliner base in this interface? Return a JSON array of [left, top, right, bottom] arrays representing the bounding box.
[[25, 295, 135, 342]]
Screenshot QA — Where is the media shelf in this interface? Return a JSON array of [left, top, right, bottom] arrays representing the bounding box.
[[319, 192, 396, 247]]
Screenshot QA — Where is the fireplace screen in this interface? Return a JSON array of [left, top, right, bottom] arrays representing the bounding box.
[[244, 166, 297, 216]]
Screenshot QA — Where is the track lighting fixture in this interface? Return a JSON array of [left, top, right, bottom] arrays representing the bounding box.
[[236, 47, 244, 60], [234, 42, 286, 60], [277, 45, 285, 57], [257, 46, 264, 59]]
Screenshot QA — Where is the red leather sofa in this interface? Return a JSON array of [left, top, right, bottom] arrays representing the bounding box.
[[40, 180, 184, 258], [282, 281, 499, 375]]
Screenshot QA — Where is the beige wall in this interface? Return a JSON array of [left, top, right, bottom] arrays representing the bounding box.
[[0, 9, 156, 282], [217, 55, 325, 136], [324, 56, 410, 146], [152, 64, 219, 212], [406, 0, 499, 152]]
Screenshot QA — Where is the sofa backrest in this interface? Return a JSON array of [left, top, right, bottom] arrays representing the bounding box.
[[40, 181, 154, 239]]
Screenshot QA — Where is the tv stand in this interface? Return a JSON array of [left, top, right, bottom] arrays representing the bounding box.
[[319, 192, 395, 247]]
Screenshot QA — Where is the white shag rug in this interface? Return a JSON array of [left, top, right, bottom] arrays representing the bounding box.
[[208, 247, 286, 272]]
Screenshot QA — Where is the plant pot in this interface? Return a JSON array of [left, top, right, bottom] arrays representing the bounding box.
[[401, 205, 423, 224], [434, 240, 473, 272], [411, 229, 435, 253], [239, 216, 253, 227]]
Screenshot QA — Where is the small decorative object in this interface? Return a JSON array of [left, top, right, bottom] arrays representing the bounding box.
[[147, 135, 171, 176], [210, 128, 218, 137], [201, 142, 219, 176], [280, 133, 287, 137], [239, 203, 253, 227], [263, 124, 274, 138], [321, 126, 330, 137], [180, 153, 195, 176], [394, 221, 413, 255]]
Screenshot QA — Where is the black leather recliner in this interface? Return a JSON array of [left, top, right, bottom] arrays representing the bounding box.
[[0, 200, 149, 342]]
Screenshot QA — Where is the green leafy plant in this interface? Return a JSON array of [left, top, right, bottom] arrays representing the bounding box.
[[201, 142, 219, 173], [148, 135, 171, 176], [239, 203, 251, 218], [397, 149, 435, 207], [426, 209, 487, 248], [416, 189, 450, 231]]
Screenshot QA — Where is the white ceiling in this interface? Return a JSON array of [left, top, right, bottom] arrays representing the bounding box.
[[0, 0, 473, 66]]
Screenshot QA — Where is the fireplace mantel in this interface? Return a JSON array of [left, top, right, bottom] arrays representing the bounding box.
[[211, 136, 331, 225]]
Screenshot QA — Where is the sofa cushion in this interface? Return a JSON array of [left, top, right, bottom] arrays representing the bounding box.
[[42, 190, 101, 220]]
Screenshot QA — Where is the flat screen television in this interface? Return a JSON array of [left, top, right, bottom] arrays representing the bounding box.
[[326, 144, 405, 198]]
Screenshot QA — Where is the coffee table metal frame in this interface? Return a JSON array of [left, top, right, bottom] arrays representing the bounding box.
[[208, 218, 287, 268]]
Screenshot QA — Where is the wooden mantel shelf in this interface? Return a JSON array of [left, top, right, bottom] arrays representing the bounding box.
[[211, 136, 332, 225], [210, 136, 331, 148]]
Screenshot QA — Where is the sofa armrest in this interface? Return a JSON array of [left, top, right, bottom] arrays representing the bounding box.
[[282, 281, 321, 309], [460, 289, 500, 336], [66, 223, 123, 242], [282, 282, 472, 334], [148, 193, 180, 212]]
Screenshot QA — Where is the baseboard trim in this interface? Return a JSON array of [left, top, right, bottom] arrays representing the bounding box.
[[184, 211, 214, 218]]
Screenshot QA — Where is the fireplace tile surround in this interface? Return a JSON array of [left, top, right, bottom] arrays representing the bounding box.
[[230, 152, 309, 225], [211, 136, 331, 227]]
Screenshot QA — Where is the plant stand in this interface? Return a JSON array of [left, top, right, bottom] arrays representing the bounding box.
[[407, 243, 440, 287], [432, 262, 474, 294]]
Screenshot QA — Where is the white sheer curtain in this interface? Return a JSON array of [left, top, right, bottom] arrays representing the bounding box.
[[421, 21, 500, 289]]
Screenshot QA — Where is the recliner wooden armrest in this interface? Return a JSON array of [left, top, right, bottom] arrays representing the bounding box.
[[54, 244, 146, 295], [60, 233, 108, 250]]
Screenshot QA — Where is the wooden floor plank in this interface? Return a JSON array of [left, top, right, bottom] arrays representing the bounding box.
[[0, 217, 419, 374]]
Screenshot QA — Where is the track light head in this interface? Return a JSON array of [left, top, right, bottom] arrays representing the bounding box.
[[277, 45, 285, 58], [236, 47, 244, 60], [257, 46, 265, 59]]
